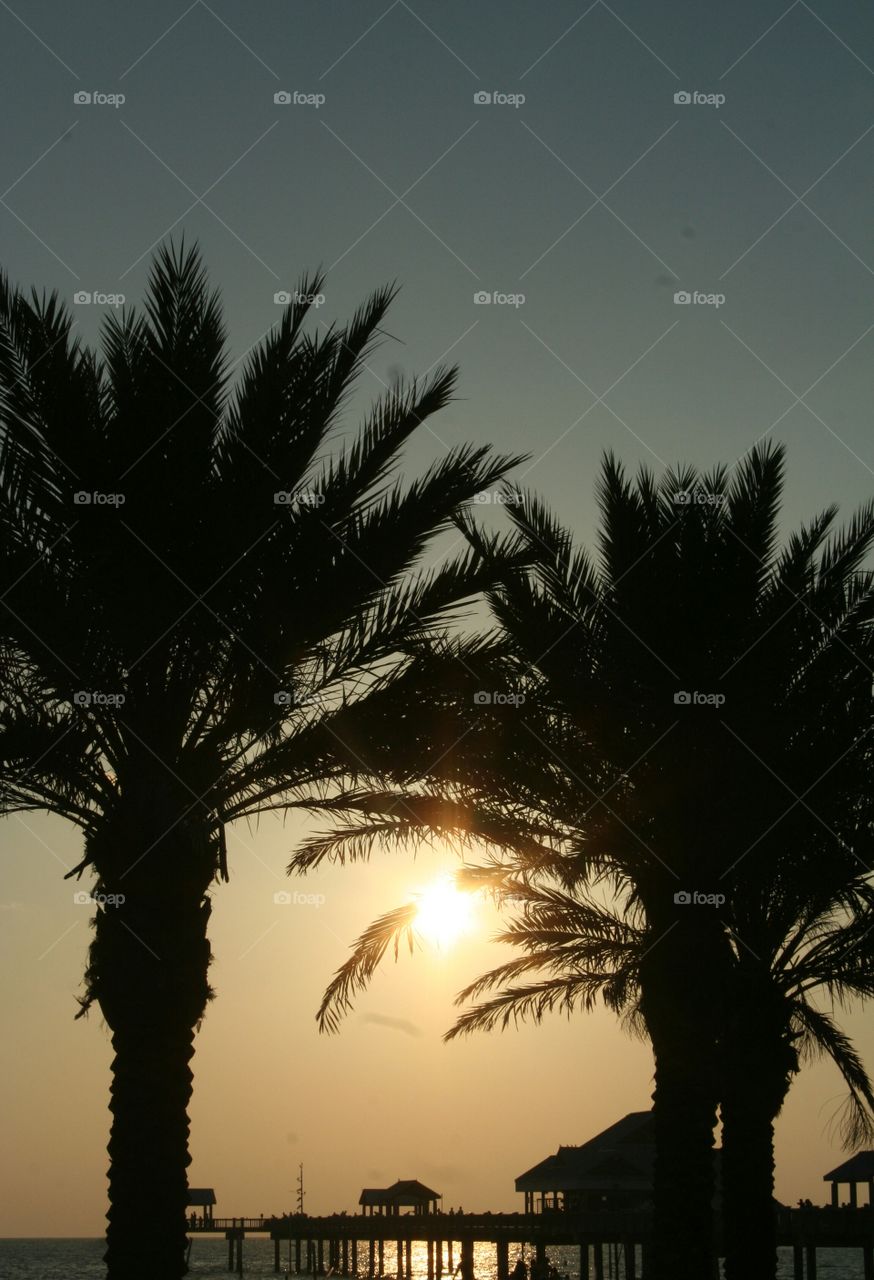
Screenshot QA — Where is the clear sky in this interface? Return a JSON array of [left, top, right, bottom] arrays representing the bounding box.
[[2, 0, 874, 1235]]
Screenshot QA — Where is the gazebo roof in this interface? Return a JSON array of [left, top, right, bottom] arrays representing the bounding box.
[[516, 1112, 654, 1193], [824, 1153, 874, 1182], [187, 1188, 216, 1206], [359, 1180, 440, 1206]]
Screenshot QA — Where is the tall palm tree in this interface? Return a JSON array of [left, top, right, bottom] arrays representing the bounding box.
[[291, 444, 874, 1280], [307, 862, 874, 1280], [718, 868, 874, 1279], [460, 873, 874, 1280], [0, 242, 523, 1280]]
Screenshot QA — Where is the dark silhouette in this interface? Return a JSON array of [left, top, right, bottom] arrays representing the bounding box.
[[509, 1258, 527, 1280], [295, 444, 874, 1280], [0, 243, 522, 1279]]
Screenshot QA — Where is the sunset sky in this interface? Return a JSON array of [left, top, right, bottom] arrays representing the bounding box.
[[2, 0, 874, 1235]]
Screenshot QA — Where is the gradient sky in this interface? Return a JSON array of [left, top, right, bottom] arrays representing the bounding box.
[[2, 0, 874, 1235]]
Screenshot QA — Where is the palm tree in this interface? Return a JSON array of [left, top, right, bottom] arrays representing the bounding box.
[[308, 863, 874, 1280], [468, 874, 874, 1280], [718, 868, 874, 1279], [0, 242, 523, 1280], [291, 444, 874, 1280]]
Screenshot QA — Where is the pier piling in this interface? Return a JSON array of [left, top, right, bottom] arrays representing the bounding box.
[[460, 1238, 474, 1280]]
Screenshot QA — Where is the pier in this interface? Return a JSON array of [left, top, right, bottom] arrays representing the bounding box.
[[187, 1207, 874, 1278]]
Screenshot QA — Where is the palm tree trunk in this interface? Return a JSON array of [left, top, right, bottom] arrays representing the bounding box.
[[84, 841, 214, 1280], [720, 1079, 777, 1280], [646, 1029, 720, 1279], [720, 993, 795, 1280], [639, 915, 726, 1280], [105, 1020, 198, 1277]]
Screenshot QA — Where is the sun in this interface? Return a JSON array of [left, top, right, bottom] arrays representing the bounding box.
[[412, 875, 477, 950]]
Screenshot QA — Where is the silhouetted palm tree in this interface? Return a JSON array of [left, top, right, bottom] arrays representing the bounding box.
[[0, 243, 523, 1280], [294, 444, 874, 1280], [719, 867, 874, 1280], [458, 871, 874, 1280], [309, 861, 874, 1280]]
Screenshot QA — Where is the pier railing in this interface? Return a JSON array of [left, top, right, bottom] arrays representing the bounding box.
[[192, 1207, 874, 1243]]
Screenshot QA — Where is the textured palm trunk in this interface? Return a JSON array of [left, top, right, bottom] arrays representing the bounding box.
[[720, 1078, 778, 1280], [646, 1029, 720, 1279], [85, 798, 215, 1280], [720, 992, 795, 1280], [639, 913, 726, 1280], [105, 1019, 198, 1277], [91, 890, 212, 1279]]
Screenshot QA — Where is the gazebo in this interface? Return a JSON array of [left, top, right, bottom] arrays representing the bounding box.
[[823, 1153, 874, 1207], [516, 1112, 656, 1213], [359, 1180, 441, 1216], [187, 1188, 216, 1222]]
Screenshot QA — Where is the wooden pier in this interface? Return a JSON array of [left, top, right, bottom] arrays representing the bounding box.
[[188, 1207, 874, 1278]]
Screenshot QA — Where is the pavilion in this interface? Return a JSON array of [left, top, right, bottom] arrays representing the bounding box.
[[515, 1112, 656, 1213], [187, 1188, 216, 1222], [359, 1180, 441, 1216], [823, 1152, 874, 1207]]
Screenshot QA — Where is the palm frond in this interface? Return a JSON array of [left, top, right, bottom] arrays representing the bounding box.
[[792, 1002, 874, 1148], [316, 900, 418, 1033]]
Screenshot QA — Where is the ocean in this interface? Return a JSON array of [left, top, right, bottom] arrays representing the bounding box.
[[0, 1239, 866, 1279]]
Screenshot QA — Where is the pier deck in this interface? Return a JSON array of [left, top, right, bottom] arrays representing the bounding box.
[[189, 1207, 874, 1279]]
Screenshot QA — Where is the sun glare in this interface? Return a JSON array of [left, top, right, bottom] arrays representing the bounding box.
[[413, 875, 477, 950]]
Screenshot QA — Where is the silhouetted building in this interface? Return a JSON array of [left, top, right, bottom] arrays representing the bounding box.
[[359, 1180, 441, 1215], [187, 1188, 216, 1222], [824, 1153, 874, 1207], [516, 1112, 655, 1213]]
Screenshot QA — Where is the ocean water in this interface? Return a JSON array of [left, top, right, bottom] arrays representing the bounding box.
[[0, 1239, 866, 1279]]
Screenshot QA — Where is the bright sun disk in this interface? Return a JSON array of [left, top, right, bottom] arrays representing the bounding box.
[[412, 875, 477, 950]]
